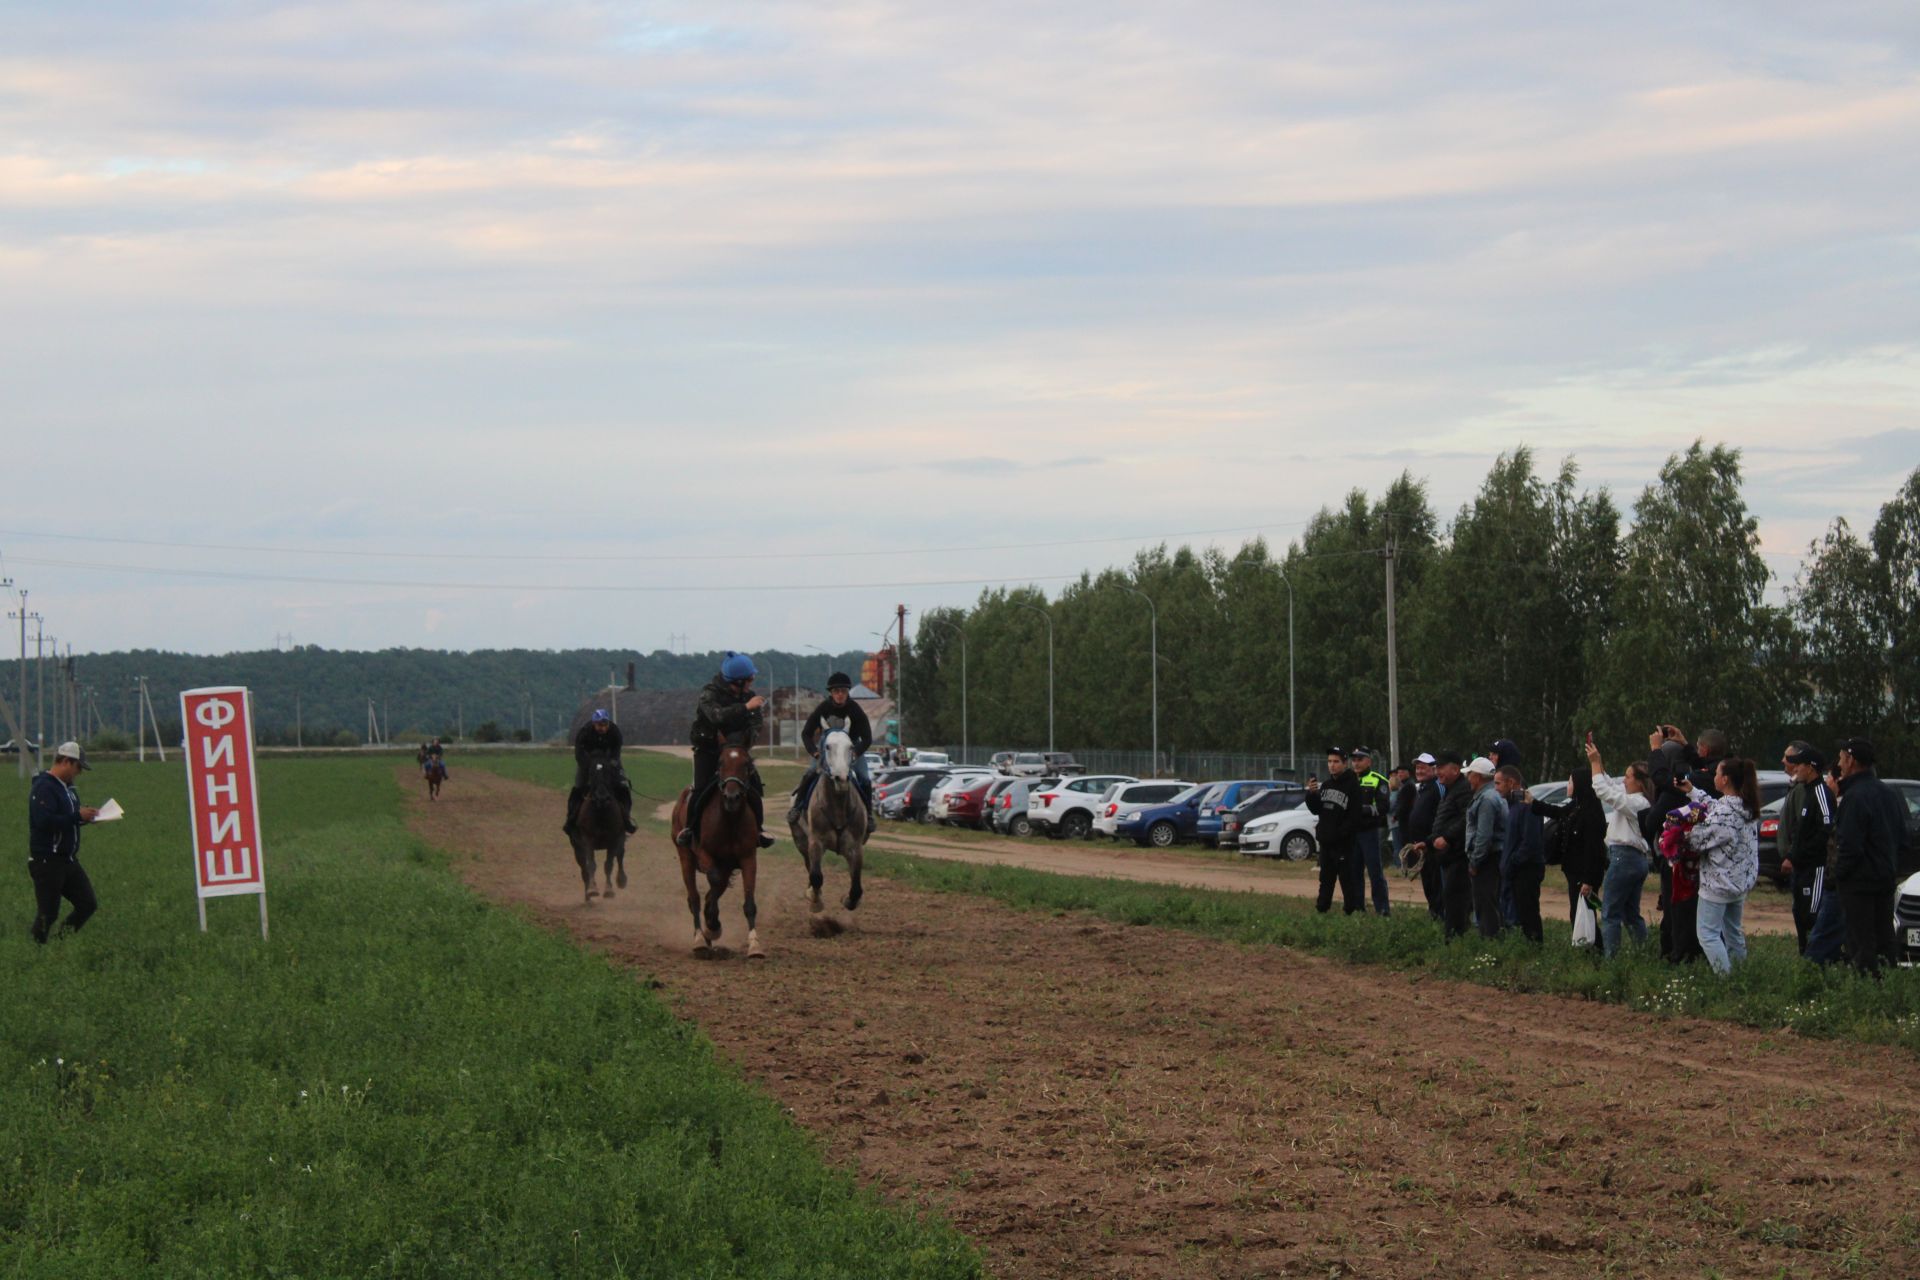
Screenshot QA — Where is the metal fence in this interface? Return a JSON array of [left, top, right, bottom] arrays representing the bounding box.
[[925, 743, 1307, 782]]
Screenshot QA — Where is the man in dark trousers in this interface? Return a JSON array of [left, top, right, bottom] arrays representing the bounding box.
[[1351, 746, 1392, 917], [566, 709, 635, 835], [1463, 756, 1506, 938], [1305, 747, 1363, 915], [787, 672, 875, 834], [1428, 752, 1474, 937], [1777, 741, 1833, 954], [1832, 737, 1906, 976], [677, 651, 776, 851], [1400, 753, 1445, 920], [1500, 765, 1547, 943], [28, 742, 101, 944]]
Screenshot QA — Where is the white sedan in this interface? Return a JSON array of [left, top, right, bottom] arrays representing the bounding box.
[[1237, 806, 1319, 860]]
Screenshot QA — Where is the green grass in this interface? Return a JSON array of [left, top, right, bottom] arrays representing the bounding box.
[[0, 758, 979, 1278], [861, 850, 1920, 1055]]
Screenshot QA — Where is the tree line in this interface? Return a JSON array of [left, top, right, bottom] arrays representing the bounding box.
[[903, 445, 1920, 782]]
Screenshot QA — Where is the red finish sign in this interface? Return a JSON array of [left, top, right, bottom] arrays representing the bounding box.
[[181, 686, 267, 900]]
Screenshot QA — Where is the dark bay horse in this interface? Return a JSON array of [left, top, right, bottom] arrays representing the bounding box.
[[670, 741, 765, 959], [569, 759, 628, 904], [787, 728, 866, 913], [423, 756, 447, 800]]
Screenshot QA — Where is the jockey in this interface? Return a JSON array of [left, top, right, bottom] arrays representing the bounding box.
[[677, 652, 776, 850], [786, 672, 875, 835], [565, 709, 635, 836]]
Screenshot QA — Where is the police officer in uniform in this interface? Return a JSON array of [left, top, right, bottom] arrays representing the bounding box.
[[1351, 746, 1392, 917]]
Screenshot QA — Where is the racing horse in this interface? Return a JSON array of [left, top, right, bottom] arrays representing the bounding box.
[[670, 739, 765, 959], [568, 756, 628, 904], [423, 755, 448, 800], [787, 728, 866, 913]]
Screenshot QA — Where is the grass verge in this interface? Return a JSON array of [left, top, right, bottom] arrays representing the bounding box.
[[862, 849, 1920, 1055], [0, 758, 979, 1278]]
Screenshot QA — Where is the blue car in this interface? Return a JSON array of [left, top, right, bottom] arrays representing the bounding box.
[[1114, 784, 1212, 848], [1194, 780, 1288, 846]]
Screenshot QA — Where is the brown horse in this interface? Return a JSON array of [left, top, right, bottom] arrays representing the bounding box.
[[569, 758, 628, 904], [670, 742, 765, 959], [423, 756, 447, 800]]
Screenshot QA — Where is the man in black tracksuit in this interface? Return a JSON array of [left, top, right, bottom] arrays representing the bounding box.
[[566, 710, 636, 835], [1832, 737, 1907, 976], [27, 744, 100, 944], [1305, 747, 1363, 915], [1778, 741, 1834, 954], [1400, 754, 1443, 919], [677, 652, 775, 851], [1427, 753, 1473, 938]]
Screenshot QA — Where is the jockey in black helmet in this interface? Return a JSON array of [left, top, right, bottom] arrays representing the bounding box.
[[786, 672, 876, 835], [565, 709, 635, 836], [677, 651, 776, 850]]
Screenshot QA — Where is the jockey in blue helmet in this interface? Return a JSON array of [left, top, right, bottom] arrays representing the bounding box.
[[678, 651, 776, 849]]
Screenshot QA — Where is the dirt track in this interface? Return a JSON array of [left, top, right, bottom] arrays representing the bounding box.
[[411, 766, 1920, 1279]]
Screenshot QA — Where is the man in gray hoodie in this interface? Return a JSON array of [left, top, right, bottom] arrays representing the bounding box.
[[1463, 756, 1505, 938]]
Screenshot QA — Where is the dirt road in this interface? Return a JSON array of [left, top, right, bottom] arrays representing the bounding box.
[[413, 766, 1918, 1279]]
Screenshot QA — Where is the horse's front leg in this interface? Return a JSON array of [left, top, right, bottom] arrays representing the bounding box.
[[572, 835, 597, 904], [805, 829, 826, 912], [600, 835, 623, 898], [702, 869, 726, 943], [742, 853, 764, 959], [843, 836, 864, 912], [677, 843, 708, 953]]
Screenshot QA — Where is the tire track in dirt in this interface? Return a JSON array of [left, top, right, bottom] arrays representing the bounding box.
[[415, 766, 1920, 1279]]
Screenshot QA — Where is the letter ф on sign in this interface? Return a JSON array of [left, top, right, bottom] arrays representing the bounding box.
[[180, 686, 269, 939]]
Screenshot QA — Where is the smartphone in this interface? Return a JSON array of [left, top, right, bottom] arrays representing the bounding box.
[[1586, 730, 1595, 745]]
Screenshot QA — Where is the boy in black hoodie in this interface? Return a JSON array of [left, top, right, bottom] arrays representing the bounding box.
[[1305, 747, 1363, 915]]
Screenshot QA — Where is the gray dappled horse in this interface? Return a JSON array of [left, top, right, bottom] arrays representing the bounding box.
[[569, 758, 627, 904], [788, 728, 867, 913]]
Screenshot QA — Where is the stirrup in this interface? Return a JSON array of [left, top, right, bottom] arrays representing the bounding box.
[[675, 828, 694, 849]]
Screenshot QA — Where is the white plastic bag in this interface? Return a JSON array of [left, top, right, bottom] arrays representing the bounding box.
[[1572, 895, 1599, 948]]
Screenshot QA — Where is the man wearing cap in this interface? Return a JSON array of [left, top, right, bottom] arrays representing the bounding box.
[[1388, 761, 1415, 867], [1832, 738, 1906, 975], [1427, 753, 1473, 936], [1304, 747, 1364, 915], [567, 709, 636, 836], [1463, 757, 1506, 937], [27, 742, 100, 944], [1351, 746, 1392, 917], [1400, 754, 1445, 919], [1778, 742, 1833, 954]]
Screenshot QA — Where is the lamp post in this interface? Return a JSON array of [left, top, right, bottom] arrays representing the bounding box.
[[923, 618, 966, 763], [1118, 587, 1157, 775], [1011, 601, 1054, 754], [1265, 561, 1296, 774]]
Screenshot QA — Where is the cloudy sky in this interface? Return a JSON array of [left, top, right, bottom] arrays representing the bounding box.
[[3, 0, 1916, 657]]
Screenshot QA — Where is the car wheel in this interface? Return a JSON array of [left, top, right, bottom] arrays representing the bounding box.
[[1010, 815, 1033, 838], [1062, 811, 1092, 840], [1148, 821, 1177, 848], [916, 807, 936, 825], [1281, 830, 1316, 861]]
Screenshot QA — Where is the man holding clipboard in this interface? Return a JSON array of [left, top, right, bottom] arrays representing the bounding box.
[[26, 741, 103, 943]]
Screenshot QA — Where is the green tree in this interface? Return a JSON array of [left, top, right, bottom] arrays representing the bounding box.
[[1870, 466, 1920, 763], [1788, 518, 1886, 738]]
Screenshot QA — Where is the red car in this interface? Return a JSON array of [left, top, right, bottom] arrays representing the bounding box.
[[942, 777, 997, 828]]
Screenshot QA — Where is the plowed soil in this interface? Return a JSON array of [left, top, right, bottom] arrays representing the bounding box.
[[409, 766, 1920, 1278]]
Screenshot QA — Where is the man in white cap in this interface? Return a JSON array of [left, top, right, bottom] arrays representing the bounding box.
[[27, 741, 100, 943], [1463, 756, 1505, 938]]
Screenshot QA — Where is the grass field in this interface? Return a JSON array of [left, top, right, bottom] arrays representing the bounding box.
[[0, 757, 979, 1278]]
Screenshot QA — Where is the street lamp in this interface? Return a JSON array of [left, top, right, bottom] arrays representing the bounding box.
[[922, 618, 967, 763], [1117, 587, 1156, 775], [1011, 601, 1054, 754], [1265, 562, 1296, 774]]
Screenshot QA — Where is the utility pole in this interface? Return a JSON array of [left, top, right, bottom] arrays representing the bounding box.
[[1382, 516, 1401, 777], [896, 604, 908, 750], [295, 692, 303, 748], [34, 621, 47, 752], [13, 590, 30, 777]]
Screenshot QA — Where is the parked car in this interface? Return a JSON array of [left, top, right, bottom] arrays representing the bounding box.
[[1115, 784, 1213, 847], [877, 772, 945, 822], [1898, 869, 1920, 968], [0, 738, 42, 757], [1042, 752, 1086, 776], [938, 774, 1000, 828], [1028, 774, 1136, 840], [1238, 806, 1319, 860], [990, 776, 1055, 836], [909, 750, 952, 767], [928, 768, 994, 823], [1194, 779, 1288, 846], [1220, 787, 1308, 850], [1093, 780, 1196, 839], [993, 751, 1050, 777]]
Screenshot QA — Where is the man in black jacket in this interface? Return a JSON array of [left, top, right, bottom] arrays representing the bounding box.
[[1778, 741, 1833, 954], [1427, 753, 1473, 938], [1305, 747, 1363, 915], [677, 652, 776, 850], [1645, 734, 1703, 964], [1833, 738, 1906, 975], [1400, 753, 1445, 920], [566, 710, 636, 835], [787, 673, 875, 833], [28, 742, 101, 944]]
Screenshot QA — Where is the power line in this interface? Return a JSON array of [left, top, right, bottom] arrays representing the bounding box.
[[0, 520, 1315, 565]]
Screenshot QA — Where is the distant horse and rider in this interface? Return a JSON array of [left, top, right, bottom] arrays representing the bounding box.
[[568, 754, 628, 903], [417, 738, 448, 800]]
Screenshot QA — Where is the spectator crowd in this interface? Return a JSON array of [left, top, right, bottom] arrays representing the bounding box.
[[1303, 727, 1909, 977]]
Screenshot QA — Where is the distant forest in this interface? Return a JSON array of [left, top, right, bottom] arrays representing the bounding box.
[[51, 647, 870, 747]]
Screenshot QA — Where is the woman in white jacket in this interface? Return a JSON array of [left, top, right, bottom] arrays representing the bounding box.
[[1686, 757, 1762, 974], [1584, 739, 1653, 956]]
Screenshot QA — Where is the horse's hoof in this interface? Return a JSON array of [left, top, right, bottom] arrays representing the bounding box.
[[602, 888, 615, 899], [843, 894, 861, 912], [692, 933, 711, 955], [616, 869, 628, 889], [747, 931, 766, 960], [808, 889, 823, 912]]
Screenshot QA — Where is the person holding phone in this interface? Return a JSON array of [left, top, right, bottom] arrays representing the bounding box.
[[1304, 748, 1364, 915], [1583, 737, 1653, 955]]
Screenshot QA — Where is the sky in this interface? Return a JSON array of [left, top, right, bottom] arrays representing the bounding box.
[[2, 0, 1916, 657]]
